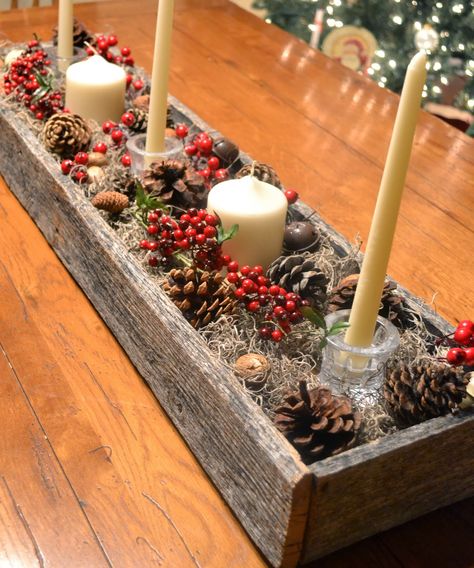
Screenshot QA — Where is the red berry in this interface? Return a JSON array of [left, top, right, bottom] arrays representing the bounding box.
[[107, 34, 118, 46], [111, 128, 124, 144], [214, 168, 229, 180], [148, 212, 159, 223], [35, 111, 44, 120], [121, 111, 135, 126], [247, 301, 260, 313], [74, 170, 88, 184], [259, 326, 272, 340], [139, 239, 149, 249], [198, 168, 211, 178], [102, 120, 116, 134], [227, 261, 239, 273], [97, 39, 109, 51], [121, 46, 131, 57], [147, 224, 158, 235], [184, 144, 198, 156], [173, 229, 184, 240], [271, 330, 283, 342], [252, 266, 264, 275], [61, 159, 74, 174], [132, 79, 144, 90], [203, 226, 217, 238], [222, 255, 231, 265], [195, 234, 206, 246], [178, 239, 190, 249], [234, 287, 246, 299], [197, 137, 213, 153], [126, 74, 133, 86], [242, 279, 256, 293], [175, 124, 189, 139], [454, 327, 473, 346], [284, 189, 299, 204], [86, 47, 95, 56], [227, 272, 239, 284], [269, 285, 280, 296], [240, 265, 251, 276], [93, 142, 107, 154], [74, 151, 89, 165], [121, 154, 132, 167], [446, 348, 466, 365], [458, 320, 474, 331], [148, 256, 158, 267], [258, 286, 268, 295], [285, 300, 296, 313], [464, 347, 474, 365], [124, 56, 135, 66], [273, 306, 286, 317], [207, 156, 220, 170]]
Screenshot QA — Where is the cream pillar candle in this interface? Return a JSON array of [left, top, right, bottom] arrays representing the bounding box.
[[345, 51, 427, 348], [57, 0, 73, 60], [65, 55, 126, 124], [207, 175, 288, 269], [146, 0, 175, 156]]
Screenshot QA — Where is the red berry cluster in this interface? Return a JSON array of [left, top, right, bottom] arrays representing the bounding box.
[[175, 125, 229, 184], [446, 320, 474, 366], [87, 34, 144, 91], [2, 39, 64, 120], [226, 262, 307, 342], [140, 208, 226, 270]]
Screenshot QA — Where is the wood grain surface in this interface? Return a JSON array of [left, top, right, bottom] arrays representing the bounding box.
[[1, 1, 473, 567]]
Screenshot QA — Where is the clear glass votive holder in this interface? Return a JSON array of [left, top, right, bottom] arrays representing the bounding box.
[[319, 309, 400, 397], [126, 133, 182, 175], [46, 47, 86, 75]]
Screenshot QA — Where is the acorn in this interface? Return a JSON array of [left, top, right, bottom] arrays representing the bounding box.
[[87, 166, 105, 183], [87, 151, 108, 167], [284, 221, 320, 252]]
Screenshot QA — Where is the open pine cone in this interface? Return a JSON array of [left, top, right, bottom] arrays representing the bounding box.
[[328, 274, 407, 327], [163, 267, 237, 329], [236, 162, 282, 188], [52, 19, 93, 48], [142, 159, 207, 209], [274, 381, 361, 463], [42, 113, 91, 157], [385, 362, 468, 425], [267, 254, 328, 309]]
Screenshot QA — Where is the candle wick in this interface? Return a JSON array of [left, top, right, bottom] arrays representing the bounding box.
[[84, 41, 99, 56], [250, 160, 257, 177]]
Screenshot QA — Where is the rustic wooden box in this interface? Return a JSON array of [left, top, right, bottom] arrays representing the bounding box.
[[1, 100, 473, 568]]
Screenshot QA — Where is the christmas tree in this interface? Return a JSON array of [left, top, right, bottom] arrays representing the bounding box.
[[253, 0, 474, 113]]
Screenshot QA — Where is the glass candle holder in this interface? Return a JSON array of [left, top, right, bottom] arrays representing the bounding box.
[[45, 47, 86, 75], [126, 133, 182, 175], [320, 309, 400, 396]]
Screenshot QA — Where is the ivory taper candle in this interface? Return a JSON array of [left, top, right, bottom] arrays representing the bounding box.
[[57, 0, 73, 60], [345, 51, 427, 348], [145, 0, 175, 157], [65, 55, 126, 124], [207, 174, 288, 270]]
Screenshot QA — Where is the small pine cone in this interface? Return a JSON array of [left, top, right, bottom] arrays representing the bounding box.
[[274, 381, 361, 464], [328, 274, 406, 327], [52, 19, 93, 48], [91, 191, 129, 213], [42, 113, 91, 158], [109, 168, 136, 199], [142, 159, 207, 209], [385, 362, 468, 425], [163, 267, 237, 329], [125, 107, 148, 133], [267, 254, 328, 309], [132, 96, 174, 127], [236, 162, 282, 188]]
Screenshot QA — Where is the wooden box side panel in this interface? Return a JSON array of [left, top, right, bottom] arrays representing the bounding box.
[[0, 109, 312, 568], [301, 412, 474, 563]]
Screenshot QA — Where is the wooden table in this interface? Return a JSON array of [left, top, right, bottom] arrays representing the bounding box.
[[1, 1, 473, 566]]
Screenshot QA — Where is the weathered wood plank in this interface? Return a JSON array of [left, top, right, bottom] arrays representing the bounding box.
[[302, 412, 474, 563], [0, 106, 312, 568]]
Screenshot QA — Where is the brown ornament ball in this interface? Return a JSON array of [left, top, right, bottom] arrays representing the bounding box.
[[284, 221, 320, 252], [213, 137, 239, 166]]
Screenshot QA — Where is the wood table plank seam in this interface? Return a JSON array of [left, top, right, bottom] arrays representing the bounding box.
[[0, 340, 115, 568]]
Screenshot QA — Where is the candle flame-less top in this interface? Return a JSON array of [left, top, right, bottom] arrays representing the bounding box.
[[345, 51, 427, 348]]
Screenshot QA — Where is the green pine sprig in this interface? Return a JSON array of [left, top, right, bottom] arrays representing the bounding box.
[[300, 306, 350, 349]]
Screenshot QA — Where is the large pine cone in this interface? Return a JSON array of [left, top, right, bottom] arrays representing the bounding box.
[[267, 254, 328, 309], [328, 274, 406, 327], [385, 362, 468, 425], [142, 159, 207, 208], [52, 19, 93, 48], [236, 162, 282, 188], [163, 267, 237, 329], [42, 113, 91, 157], [275, 381, 361, 464]]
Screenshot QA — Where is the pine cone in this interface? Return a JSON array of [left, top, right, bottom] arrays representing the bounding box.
[[110, 168, 136, 199], [91, 191, 129, 213], [52, 19, 93, 48], [236, 162, 282, 188], [132, 96, 174, 127], [328, 274, 406, 327], [274, 381, 361, 464], [125, 107, 148, 133], [142, 159, 207, 208], [385, 362, 468, 425], [267, 254, 328, 309], [42, 113, 91, 158], [163, 267, 237, 329]]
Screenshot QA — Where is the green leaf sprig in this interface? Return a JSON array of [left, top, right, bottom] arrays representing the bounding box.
[[300, 306, 350, 349], [134, 181, 167, 226], [217, 223, 239, 245]]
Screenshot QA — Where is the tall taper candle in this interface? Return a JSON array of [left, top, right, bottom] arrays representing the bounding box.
[[57, 0, 73, 60], [145, 0, 175, 157], [345, 51, 427, 348]]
